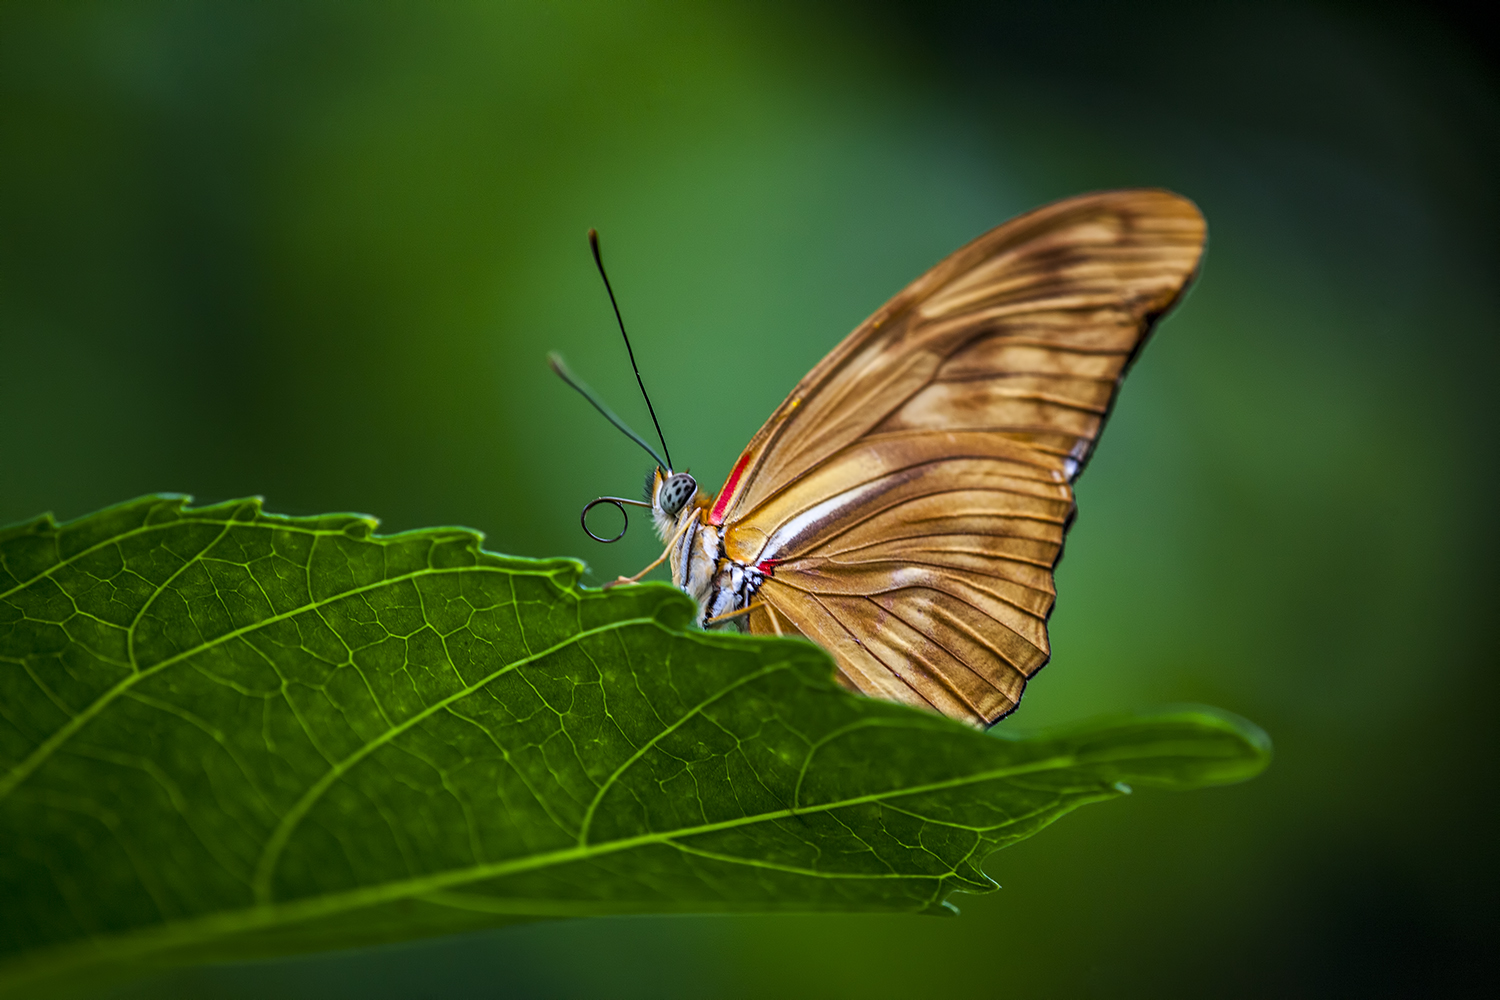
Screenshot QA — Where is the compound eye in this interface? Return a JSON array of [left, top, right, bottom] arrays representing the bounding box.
[[658, 473, 697, 516]]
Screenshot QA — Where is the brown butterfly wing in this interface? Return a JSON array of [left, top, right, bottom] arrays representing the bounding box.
[[715, 189, 1207, 727]]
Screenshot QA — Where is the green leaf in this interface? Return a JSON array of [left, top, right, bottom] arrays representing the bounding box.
[[0, 495, 1270, 992]]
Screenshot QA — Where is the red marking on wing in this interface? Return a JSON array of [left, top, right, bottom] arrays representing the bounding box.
[[756, 558, 779, 576], [709, 451, 753, 526]]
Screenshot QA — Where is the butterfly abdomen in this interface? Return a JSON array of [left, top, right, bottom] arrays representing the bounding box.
[[700, 560, 768, 632]]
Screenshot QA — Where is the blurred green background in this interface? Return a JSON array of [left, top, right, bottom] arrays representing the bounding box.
[[2, 0, 1495, 996]]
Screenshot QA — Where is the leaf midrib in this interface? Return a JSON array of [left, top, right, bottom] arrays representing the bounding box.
[[251, 613, 667, 903], [2, 745, 1111, 978]]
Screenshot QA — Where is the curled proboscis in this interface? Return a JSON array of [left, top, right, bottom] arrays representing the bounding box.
[[580, 496, 651, 543]]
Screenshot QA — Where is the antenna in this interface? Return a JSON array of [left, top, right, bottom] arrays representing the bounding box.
[[588, 228, 674, 471], [548, 353, 669, 472]]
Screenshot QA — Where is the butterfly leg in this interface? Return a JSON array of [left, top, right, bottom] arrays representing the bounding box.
[[603, 516, 696, 589], [703, 601, 766, 627], [763, 601, 784, 637]]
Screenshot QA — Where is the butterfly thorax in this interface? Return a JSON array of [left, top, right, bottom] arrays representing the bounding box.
[[649, 467, 762, 632]]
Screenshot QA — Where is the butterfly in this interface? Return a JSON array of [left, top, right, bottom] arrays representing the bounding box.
[[552, 189, 1206, 727]]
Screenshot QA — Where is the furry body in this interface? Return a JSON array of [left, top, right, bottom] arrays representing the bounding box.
[[649, 468, 763, 631]]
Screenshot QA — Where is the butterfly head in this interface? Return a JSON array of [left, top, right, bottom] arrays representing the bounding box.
[[656, 470, 698, 516], [647, 467, 705, 540]]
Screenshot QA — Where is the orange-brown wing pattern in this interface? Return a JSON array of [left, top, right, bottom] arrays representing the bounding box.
[[720, 190, 1206, 727], [739, 432, 1072, 725]]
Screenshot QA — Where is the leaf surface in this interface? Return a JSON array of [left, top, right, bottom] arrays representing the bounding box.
[[0, 496, 1269, 990]]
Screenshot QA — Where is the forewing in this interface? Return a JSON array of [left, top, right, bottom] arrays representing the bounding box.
[[722, 189, 1206, 726], [709, 189, 1206, 526]]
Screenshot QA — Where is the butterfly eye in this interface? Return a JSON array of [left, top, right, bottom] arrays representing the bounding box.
[[658, 473, 697, 516]]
